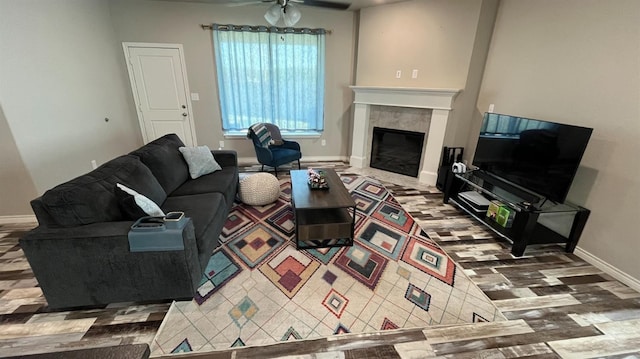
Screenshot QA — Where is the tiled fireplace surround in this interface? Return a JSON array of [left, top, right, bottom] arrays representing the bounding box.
[[350, 86, 460, 186]]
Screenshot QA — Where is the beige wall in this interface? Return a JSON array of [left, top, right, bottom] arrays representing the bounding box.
[[448, 0, 498, 147], [0, 0, 141, 202], [0, 107, 38, 216], [356, 0, 498, 149], [476, 0, 640, 280], [357, 0, 483, 88], [108, 0, 357, 160]]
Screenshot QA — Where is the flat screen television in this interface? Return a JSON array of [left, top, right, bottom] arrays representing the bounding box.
[[472, 113, 593, 203]]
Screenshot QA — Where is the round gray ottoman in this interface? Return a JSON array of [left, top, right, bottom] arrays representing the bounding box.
[[238, 173, 280, 206]]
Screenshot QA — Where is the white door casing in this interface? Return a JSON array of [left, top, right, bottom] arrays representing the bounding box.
[[123, 43, 197, 146]]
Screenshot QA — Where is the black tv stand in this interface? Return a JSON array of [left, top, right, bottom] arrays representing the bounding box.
[[471, 170, 541, 205], [443, 170, 590, 257]]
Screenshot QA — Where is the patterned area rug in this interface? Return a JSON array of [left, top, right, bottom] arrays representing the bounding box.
[[151, 175, 505, 355]]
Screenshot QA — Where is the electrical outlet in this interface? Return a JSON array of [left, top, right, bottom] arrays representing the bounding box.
[[395, 70, 401, 79], [219, 140, 224, 148], [411, 69, 418, 79], [321, 139, 326, 146], [488, 104, 495, 113], [91, 160, 97, 169]]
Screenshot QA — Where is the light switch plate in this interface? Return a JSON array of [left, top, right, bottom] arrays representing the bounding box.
[[190, 93, 200, 101]]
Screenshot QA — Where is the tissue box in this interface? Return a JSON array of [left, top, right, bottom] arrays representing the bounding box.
[[486, 200, 502, 221], [496, 205, 515, 228]]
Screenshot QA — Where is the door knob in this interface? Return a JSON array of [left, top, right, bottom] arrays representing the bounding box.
[[182, 113, 187, 117], [182, 105, 186, 109]]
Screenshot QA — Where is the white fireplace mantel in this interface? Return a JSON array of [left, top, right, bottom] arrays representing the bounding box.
[[349, 86, 461, 186], [351, 86, 460, 109]]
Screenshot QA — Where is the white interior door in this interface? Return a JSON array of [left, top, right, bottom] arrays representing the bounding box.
[[123, 43, 197, 146]]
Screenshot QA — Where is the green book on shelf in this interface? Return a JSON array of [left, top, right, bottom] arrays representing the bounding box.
[[486, 200, 502, 221], [496, 205, 515, 228]]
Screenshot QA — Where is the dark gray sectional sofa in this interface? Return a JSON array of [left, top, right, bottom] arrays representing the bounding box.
[[19, 134, 238, 309]]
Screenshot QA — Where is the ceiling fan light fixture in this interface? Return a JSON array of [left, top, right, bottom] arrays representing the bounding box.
[[264, 3, 282, 26], [282, 3, 301, 26]]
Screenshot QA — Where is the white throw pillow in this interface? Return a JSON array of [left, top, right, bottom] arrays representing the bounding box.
[[115, 183, 165, 217], [179, 145, 222, 179]]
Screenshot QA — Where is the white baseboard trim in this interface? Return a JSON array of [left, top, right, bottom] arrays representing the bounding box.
[[238, 156, 348, 166], [0, 215, 37, 224], [301, 156, 349, 163], [574, 246, 640, 293]]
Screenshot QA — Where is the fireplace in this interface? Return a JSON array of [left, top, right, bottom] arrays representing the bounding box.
[[349, 86, 460, 185], [370, 127, 425, 177]]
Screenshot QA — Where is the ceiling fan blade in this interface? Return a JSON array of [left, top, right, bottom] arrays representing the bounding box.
[[290, 0, 350, 10], [225, 0, 272, 6]]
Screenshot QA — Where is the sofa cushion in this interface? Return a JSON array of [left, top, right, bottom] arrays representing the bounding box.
[[129, 134, 190, 194], [115, 183, 165, 219], [41, 155, 167, 227], [161, 193, 227, 270], [169, 167, 238, 211], [179, 145, 222, 179]]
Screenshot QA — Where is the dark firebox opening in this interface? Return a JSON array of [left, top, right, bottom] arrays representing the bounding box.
[[370, 127, 425, 178]]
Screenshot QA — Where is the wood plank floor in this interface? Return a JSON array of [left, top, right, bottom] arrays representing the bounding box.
[[1, 162, 639, 358]]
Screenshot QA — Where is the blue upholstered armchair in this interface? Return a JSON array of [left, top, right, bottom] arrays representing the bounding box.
[[247, 123, 302, 177]]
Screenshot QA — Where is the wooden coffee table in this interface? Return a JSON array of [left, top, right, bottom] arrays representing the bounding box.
[[290, 168, 356, 249]]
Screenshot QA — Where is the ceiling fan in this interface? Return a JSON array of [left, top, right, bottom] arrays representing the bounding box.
[[149, 0, 351, 26], [240, 0, 351, 26]]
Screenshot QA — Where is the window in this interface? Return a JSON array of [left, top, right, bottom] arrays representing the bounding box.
[[213, 25, 325, 133]]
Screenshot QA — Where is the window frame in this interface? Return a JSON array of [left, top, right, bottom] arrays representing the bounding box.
[[212, 24, 326, 134]]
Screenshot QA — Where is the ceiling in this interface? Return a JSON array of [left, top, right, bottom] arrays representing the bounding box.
[[148, 0, 407, 11]]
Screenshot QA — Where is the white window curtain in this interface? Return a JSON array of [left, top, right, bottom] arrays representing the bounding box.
[[213, 25, 325, 132]]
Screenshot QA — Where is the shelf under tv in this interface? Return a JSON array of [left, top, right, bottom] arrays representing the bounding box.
[[443, 170, 590, 257]]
